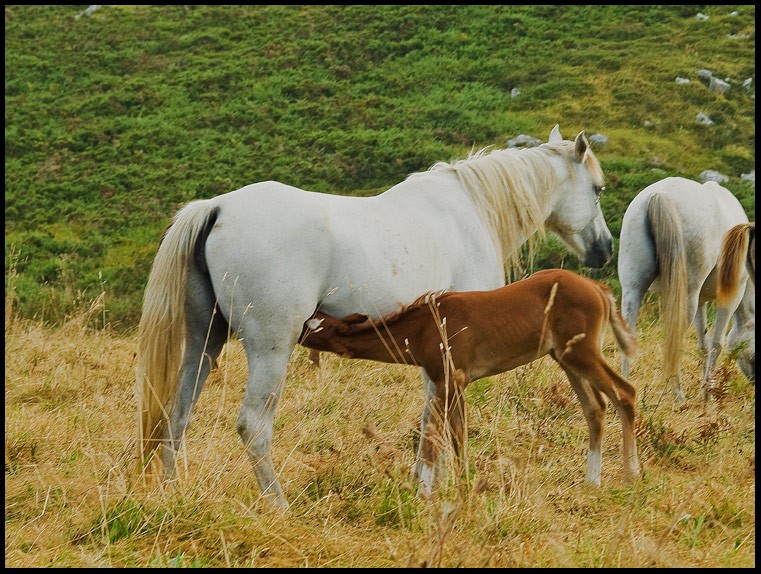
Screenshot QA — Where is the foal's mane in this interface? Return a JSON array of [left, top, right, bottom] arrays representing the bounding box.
[[368, 290, 449, 327], [426, 142, 577, 281]]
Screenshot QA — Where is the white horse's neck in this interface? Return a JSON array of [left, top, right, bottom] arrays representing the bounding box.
[[435, 144, 565, 278]]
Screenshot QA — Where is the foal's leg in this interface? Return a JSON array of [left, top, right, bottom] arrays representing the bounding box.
[[558, 364, 607, 486], [162, 277, 229, 479], [562, 355, 640, 483]]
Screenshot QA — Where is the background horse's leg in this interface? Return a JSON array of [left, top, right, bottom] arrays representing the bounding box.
[[559, 366, 606, 486], [692, 301, 709, 356], [237, 330, 296, 510], [619, 279, 650, 379], [161, 276, 228, 480], [703, 302, 738, 399]]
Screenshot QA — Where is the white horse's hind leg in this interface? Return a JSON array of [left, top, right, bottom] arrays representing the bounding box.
[[236, 336, 294, 510], [702, 304, 735, 400], [162, 277, 229, 479], [693, 303, 709, 355], [162, 327, 227, 479]]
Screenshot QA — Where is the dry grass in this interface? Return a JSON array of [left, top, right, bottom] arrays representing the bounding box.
[[4, 297, 755, 567]]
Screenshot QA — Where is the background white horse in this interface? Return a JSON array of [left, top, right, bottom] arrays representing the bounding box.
[[137, 125, 613, 509], [617, 177, 754, 403]]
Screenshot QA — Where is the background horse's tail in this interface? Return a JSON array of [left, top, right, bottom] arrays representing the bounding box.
[[598, 282, 637, 359], [136, 199, 219, 475], [717, 222, 754, 306], [647, 193, 688, 379]]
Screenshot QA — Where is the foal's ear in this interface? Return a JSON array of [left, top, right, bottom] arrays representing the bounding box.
[[574, 130, 590, 162], [548, 124, 563, 143]]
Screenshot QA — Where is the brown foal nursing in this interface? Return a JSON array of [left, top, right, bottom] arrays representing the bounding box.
[[301, 268, 640, 496]]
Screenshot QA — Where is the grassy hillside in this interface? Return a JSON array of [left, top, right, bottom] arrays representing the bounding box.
[[4, 5, 756, 329]]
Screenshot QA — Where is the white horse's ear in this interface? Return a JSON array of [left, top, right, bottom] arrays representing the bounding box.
[[574, 130, 589, 161], [548, 124, 562, 143]]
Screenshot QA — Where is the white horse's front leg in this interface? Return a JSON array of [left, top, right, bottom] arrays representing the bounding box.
[[236, 338, 293, 511], [414, 369, 437, 482]]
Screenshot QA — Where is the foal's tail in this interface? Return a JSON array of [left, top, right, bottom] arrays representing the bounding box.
[[598, 283, 637, 359], [136, 199, 219, 475], [647, 193, 688, 379], [717, 222, 755, 306]]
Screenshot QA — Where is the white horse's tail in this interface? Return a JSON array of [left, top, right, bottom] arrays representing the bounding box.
[[136, 199, 219, 475], [647, 193, 688, 379], [598, 282, 637, 359], [717, 222, 754, 306]]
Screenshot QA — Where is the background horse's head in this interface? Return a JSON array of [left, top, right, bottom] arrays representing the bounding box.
[[545, 126, 612, 268]]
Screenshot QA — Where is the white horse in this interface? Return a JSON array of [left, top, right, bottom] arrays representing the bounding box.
[[618, 177, 755, 403], [137, 125, 613, 509]]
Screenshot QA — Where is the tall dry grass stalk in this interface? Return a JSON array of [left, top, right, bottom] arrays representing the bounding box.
[[4, 291, 755, 567]]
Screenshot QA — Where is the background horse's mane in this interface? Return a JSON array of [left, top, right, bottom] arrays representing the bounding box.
[[424, 142, 575, 281]]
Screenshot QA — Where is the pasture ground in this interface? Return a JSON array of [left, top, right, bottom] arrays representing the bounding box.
[[4, 297, 755, 567]]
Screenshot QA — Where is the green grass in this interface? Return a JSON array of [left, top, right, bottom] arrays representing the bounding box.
[[4, 5, 755, 329]]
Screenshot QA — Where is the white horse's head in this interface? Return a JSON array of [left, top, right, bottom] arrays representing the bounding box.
[[545, 126, 612, 268]]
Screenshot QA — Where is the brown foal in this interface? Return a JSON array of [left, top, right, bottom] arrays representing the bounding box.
[[301, 269, 641, 496]]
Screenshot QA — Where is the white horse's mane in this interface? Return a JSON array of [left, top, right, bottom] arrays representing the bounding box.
[[426, 142, 575, 281]]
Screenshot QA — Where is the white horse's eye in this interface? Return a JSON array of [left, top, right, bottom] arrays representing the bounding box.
[[593, 184, 605, 196]]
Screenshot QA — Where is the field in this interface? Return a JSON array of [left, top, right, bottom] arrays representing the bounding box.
[[5, 294, 755, 567]]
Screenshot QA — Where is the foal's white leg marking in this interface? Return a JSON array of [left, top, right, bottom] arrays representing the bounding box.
[[585, 448, 602, 487]]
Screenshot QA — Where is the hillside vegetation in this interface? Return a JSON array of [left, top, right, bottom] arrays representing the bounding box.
[[4, 4, 756, 329]]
